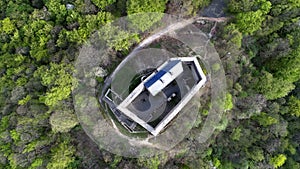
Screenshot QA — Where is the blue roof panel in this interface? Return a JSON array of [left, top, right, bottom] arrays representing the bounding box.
[[144, 60, 181, 88], [144, 70, 166, 88], [161, 60, 180, 72]]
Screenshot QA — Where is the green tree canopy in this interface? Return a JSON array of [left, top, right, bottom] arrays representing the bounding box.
[[50, 109, 78, 133], [224, 93, 234, 111], [223, 23, 243, 49], [253, 70, 295, 100], [246, 146, 265, 162], [233, 0, 272, 35], [46, 138, 76, 169], [252, 112, 278, 127], [98, 23, 140, 51], [126, 0, 167, 31], [0, 18, 15, 34], [22, 20, 53, 61], [265, 46, 300, 84], [269, 154, 287, 168], [91, 0, 116, 9], [34, 63, 76, 107], [57, 12, 113, 45], [45, 0, 67, 24], [236, 10, 265, 35], [288, 96, 300, 117]]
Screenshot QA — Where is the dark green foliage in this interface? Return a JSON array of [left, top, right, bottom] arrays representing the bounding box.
[[253, 70, 295, 100], [246, 146, 265, 162], [98, 23, 140, 50], [265, 45, 300, 84], [49, 102, 78, 133], [126, 0, 167, 14], [34, 63, 76, 107], [223, 23, 243, 49], [166, 0, 211, 17], [137, 154, 167, 169], [5, 0, 33, 20], [45, 0, 67, 24], [91, 0, 116, 9], [46, 135, 76, 169], [0, 0, 300, 168], [252, 27, 300, 99], [57, 11, 113, 45], [228, 0, 272, 35], [126, 0, 167, 31], [23, 20, 53, 61], [235, 10, 265, 35], [0, 0, 141, 167], [252, 112, 278, 127], [256, 16, 284, 37], [288, 96, 300, 117], [209, 1, 300, 168]]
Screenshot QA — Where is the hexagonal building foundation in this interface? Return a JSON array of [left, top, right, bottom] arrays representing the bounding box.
[[103, 57, 206, 136]]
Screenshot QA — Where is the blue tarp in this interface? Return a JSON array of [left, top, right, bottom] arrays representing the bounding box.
[[144, 60, 180, 88], [144, 70, 166, 88], [161, 60, 180, 72]]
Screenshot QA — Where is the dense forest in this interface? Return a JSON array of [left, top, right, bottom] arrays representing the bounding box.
[[0, 0, 299, 168]]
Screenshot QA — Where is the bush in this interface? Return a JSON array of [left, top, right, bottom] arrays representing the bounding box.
[[288, 96, 300, 117], [269, 154, 287, 168], [50, 110, 78, 133]]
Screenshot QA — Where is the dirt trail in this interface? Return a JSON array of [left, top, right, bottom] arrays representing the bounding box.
[[195, 16, 229, 22]]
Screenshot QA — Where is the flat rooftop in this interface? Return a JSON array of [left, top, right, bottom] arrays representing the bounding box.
[[105, 57, 206, 136]]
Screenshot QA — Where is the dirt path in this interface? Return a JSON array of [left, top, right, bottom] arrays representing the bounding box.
[[195, 16, 229, 22]]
